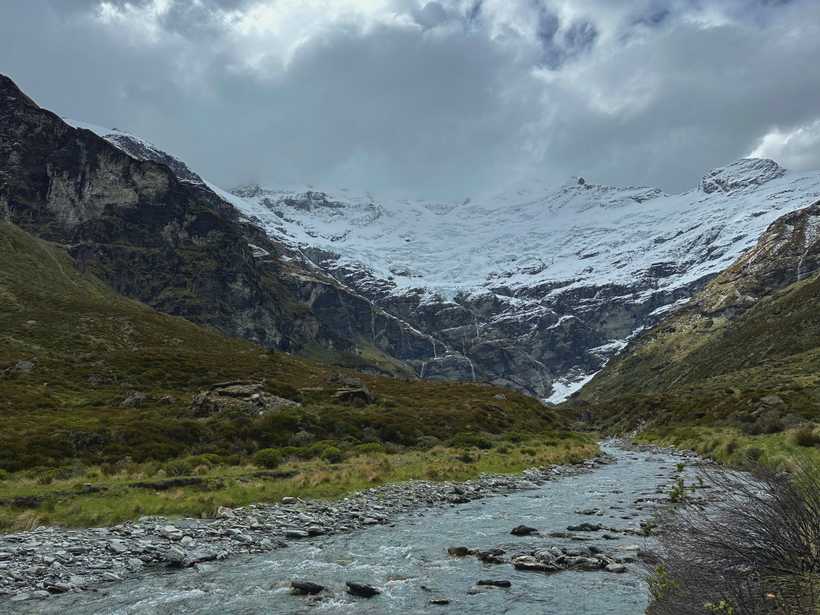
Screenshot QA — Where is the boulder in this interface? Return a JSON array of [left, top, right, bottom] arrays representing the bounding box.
[[511, 525, 539, 536], [191, 381, 301, 417], [164, 546, 187, 567], [121, 391, 148, 408], [476, 549, 506, 564], [477, 580, 511, 588], [332, 386, 375, 407], [447, 546, 474, 557], [566, 523, 602, 532], [511, 555, 558, 573], [13, 360, 34, 373], [291, 581, 324, 595], [346, 582, 381, 598]]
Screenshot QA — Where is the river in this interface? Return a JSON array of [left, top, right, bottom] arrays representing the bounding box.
[[9, 444, 695, 614]]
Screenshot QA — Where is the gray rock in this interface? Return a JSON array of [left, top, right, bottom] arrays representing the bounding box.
[[108, 540, 128, 554], [291, 581, 324, 595], [164, 547, 187, 567], [14, 360, 35, 373], [121, 391, 148, 408], [477, 580, 511, 588], [285, 529, 310, 539], [511, 556, 557, 573], [447, 546, 474, 557], [346, 582, 381, 598], [566, 522, 602, 532]]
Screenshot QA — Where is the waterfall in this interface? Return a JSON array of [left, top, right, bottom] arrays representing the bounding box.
[[419, 361, 427, 378], [464, 356, 476, 381], [370, 303, 376, 344], [796, 219, 818, 282]]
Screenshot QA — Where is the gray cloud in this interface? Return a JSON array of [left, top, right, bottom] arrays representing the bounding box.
[[1, 0, 819, 198]]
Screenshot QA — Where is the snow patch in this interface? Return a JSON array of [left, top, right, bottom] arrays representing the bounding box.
[[545, 372, 599, 404]]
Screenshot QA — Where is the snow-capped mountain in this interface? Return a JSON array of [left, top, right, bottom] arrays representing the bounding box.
[[227, 160, 820, 400], [69, 119, 820, 401]]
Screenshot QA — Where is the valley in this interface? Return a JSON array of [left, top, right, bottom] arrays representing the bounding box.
[[0, 71, 818, 613]]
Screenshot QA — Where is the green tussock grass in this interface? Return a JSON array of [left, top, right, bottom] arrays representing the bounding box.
[[635, 425, 820, 470], [0, 436, 597, 530]]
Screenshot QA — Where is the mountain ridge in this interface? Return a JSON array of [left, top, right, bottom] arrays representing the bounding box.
[[56, 86, 820, 401], [0, 74, 440, 378]]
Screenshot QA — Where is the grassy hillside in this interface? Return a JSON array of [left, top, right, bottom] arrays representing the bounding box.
[[572, 204, 820, 465], [0, 221, 594, 528]]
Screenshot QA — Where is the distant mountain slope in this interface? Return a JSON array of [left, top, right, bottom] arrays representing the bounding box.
[[58, 83, 820, 400], [225, 160, 820, 399], [0, 74, 440, 377], [575, 201, 820, 433], [0, 219, 560, 471]]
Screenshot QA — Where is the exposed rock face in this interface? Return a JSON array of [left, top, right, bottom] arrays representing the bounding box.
[[579, 200, 820, 402], [0, 74, 434, 376], [699, 158, 785, 194], [226, 162, 820, 400], [37, 76, 820, 400], [190, 382, 302, 417]]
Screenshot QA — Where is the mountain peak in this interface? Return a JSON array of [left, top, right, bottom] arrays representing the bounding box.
[[700, 158, 786, 194], [0, 74, 39, 111]]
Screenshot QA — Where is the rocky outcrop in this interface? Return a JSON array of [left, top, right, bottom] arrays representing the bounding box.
[[227, 160, 820, 400], [42, 77, 820, 400], [0, 74, 434, 376], [578, 200, 820, 402], [190, 382, 302, 417]]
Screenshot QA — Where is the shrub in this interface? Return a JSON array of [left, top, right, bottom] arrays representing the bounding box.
[[648, 461, 820, 615], [164, 459, 193, 477], [456, 451, 476, 463], [790, 425, 820, 448], [743, 447, 763, 462], [0, 469, 8, 481], [322, 447, 344, 464], [185, 454, 222, 468], [415, 435, 441, 449], [253, 448, 283, 469], [352, 442, 384, 456], [451, 433, 493, 450]]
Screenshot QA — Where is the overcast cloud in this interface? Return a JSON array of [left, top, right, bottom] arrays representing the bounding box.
[[1, 0, 819, 198]]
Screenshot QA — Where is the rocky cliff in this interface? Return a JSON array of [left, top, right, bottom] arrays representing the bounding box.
[[49, 77, 820, 401], [224, 162, 820, 400], [0, 74, 433, 375], [574, 200, 820, 433]]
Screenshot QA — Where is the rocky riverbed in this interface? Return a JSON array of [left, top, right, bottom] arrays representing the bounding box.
[[0, 452, 612, 604]]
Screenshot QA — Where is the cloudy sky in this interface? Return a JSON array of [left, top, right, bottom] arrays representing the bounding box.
[[2, 0, 819, 198]]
